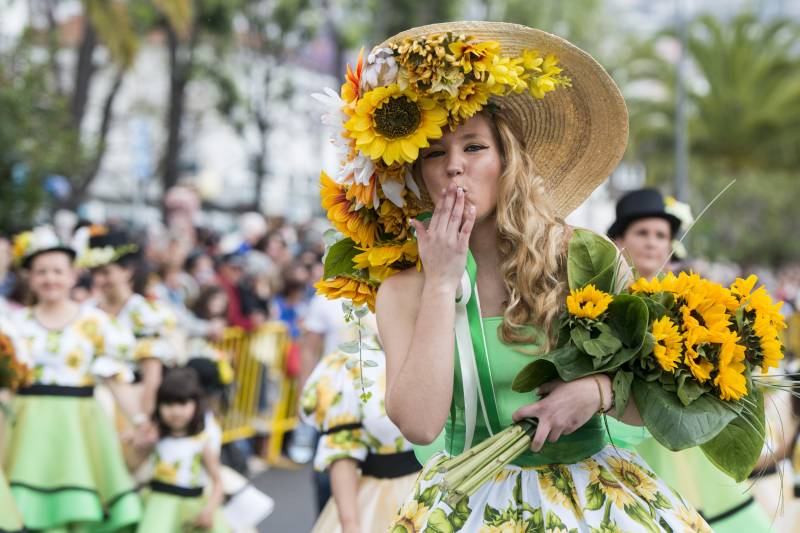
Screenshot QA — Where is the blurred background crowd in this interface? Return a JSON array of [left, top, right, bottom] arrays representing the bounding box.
[[2, 0, 800, 530]]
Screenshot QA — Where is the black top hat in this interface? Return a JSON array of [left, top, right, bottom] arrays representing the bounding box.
[[607, 188, 682, 240], [86, 230, 141, 267]]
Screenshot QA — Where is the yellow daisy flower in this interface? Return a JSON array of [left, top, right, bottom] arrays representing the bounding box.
[[486, 55, 526, 94], [320, 172, 378, 247], [651, 316, 683, 372], [446, 81, 492, 124], [566, 284, 613, 320], [677, 504, 713, 533], [315, 276, 377, 312], [448, 39, 500, 79], [65, 350, 84, 370], [344, 84, 447, 165], [683, 328, 714, 383], [478, 520, 527, 533]]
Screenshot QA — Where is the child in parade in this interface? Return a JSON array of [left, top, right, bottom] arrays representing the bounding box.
[[135, 367, 229, 533], [3, 226, 142, 530], [300, 315, 421, 533]]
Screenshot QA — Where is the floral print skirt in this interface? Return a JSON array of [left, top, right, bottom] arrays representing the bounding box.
[[389, 445, 711, 533]]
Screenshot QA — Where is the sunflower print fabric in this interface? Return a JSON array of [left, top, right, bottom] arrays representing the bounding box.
[[89, 293, 179, 365], [389, 446, 711, 533], [10, 306, 135, 386], [300, 346, 415, 472]]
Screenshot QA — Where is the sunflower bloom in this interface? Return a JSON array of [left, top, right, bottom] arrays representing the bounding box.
[[715, 338, 747, 401], [344, 84, 448, 165], [566, 285, 613, 320], [683, 328, 714, 383], [315, 276, 376, 311], [320, 172, 378, 246], [651, 316, 683, 372], [630, 277, 661, 294]]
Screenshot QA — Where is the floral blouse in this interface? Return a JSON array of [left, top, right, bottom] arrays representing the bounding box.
[[11, 306, 135, 386], [299, 346, 414, 472], [88, 294, 178, 367], [151, 431, 211, 489]]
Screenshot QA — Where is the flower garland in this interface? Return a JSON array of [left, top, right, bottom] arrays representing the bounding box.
[[315, 33, 571, 310]]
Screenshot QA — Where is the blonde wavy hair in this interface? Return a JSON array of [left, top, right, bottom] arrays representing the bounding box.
[[492, 110, 571, 347], [414, 109, 571, 348]]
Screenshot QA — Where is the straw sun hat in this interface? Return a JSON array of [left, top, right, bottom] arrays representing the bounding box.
[[380, 21, 628, 218], [315, 20, 629, 309]]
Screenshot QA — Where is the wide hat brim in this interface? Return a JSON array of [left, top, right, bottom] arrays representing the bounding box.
[[607, 212, 682, 240], [379, 21, 629, 218], [21, 247, 76, 269]]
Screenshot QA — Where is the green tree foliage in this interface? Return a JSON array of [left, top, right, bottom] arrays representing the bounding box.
[[627, 12, 800, 266]]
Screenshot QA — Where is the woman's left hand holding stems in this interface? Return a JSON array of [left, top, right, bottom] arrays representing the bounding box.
[[512, 375, 613, 452]]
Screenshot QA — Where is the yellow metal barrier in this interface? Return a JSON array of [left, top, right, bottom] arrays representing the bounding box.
[[214, 321, 299, 465]]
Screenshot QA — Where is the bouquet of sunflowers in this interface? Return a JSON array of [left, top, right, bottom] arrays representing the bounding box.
[[435, 229, 786, 504], [0, 330, 30, 391], [314, 32, 569, 311]]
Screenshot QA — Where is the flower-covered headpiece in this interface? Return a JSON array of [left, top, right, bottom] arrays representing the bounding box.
[[77, 227, 140, 269], [12, 225, 84, 269], [314, 30, 571, 310]]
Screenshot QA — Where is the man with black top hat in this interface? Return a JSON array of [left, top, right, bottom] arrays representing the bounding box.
[[609, 189, 771, 532]]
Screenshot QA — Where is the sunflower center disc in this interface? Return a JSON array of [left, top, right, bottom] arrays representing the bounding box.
[[373, 96, 421, 139]]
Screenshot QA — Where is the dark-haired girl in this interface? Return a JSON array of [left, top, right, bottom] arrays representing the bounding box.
[[136, 367, 229, 532]]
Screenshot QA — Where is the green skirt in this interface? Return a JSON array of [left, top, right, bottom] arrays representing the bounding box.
[[3, 393, 142, 531], [636, 439, 770, 532], [137, 488, 229, 533], [0, 469, 24, 533]]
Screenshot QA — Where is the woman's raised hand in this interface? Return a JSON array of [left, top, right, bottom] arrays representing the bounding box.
[[410, 183, 476, 291]]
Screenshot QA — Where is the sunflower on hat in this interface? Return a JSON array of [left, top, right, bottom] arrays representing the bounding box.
[[314, 26, 573, 310]]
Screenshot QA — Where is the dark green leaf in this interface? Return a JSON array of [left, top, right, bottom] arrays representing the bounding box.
[[583, 332, 623, 358], [567, 229, 618, 292], [606, 295, 649, 349], [643, 298, 667, 321], [570, 326, 591, 349], [650, 292, 675, 311], [613, 371, 634, 417], [700, 388, 765, 482], [632, 379, 740, 450], [512, 358, 559, 393], [323, 238, 359, 279], [676, 374, 707, 406]]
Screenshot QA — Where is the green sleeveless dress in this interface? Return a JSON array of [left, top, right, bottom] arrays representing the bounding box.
[[389, 256, 711, 533]]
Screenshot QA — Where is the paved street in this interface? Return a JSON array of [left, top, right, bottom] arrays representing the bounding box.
[[254, 463, 318, 532]]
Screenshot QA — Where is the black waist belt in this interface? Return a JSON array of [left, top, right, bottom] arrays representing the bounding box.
[[17, 384, 94, 397], [700, 496, 756, 524], [150, 481, 203, 497], [361, 451, 421, 479]]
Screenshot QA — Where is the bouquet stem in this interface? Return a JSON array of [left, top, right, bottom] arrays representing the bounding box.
[[439, 419, 537, 506]]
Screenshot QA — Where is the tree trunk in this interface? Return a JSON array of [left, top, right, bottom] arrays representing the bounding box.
[[71, 10, 97, 129], [160, 25, 192, 214], [68, 67, 125, 207]]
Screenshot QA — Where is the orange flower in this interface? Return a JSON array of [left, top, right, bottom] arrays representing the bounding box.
[[320, 172, 378, 247], [315, 276, 376, 312], [341, 48, 365, 108]]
